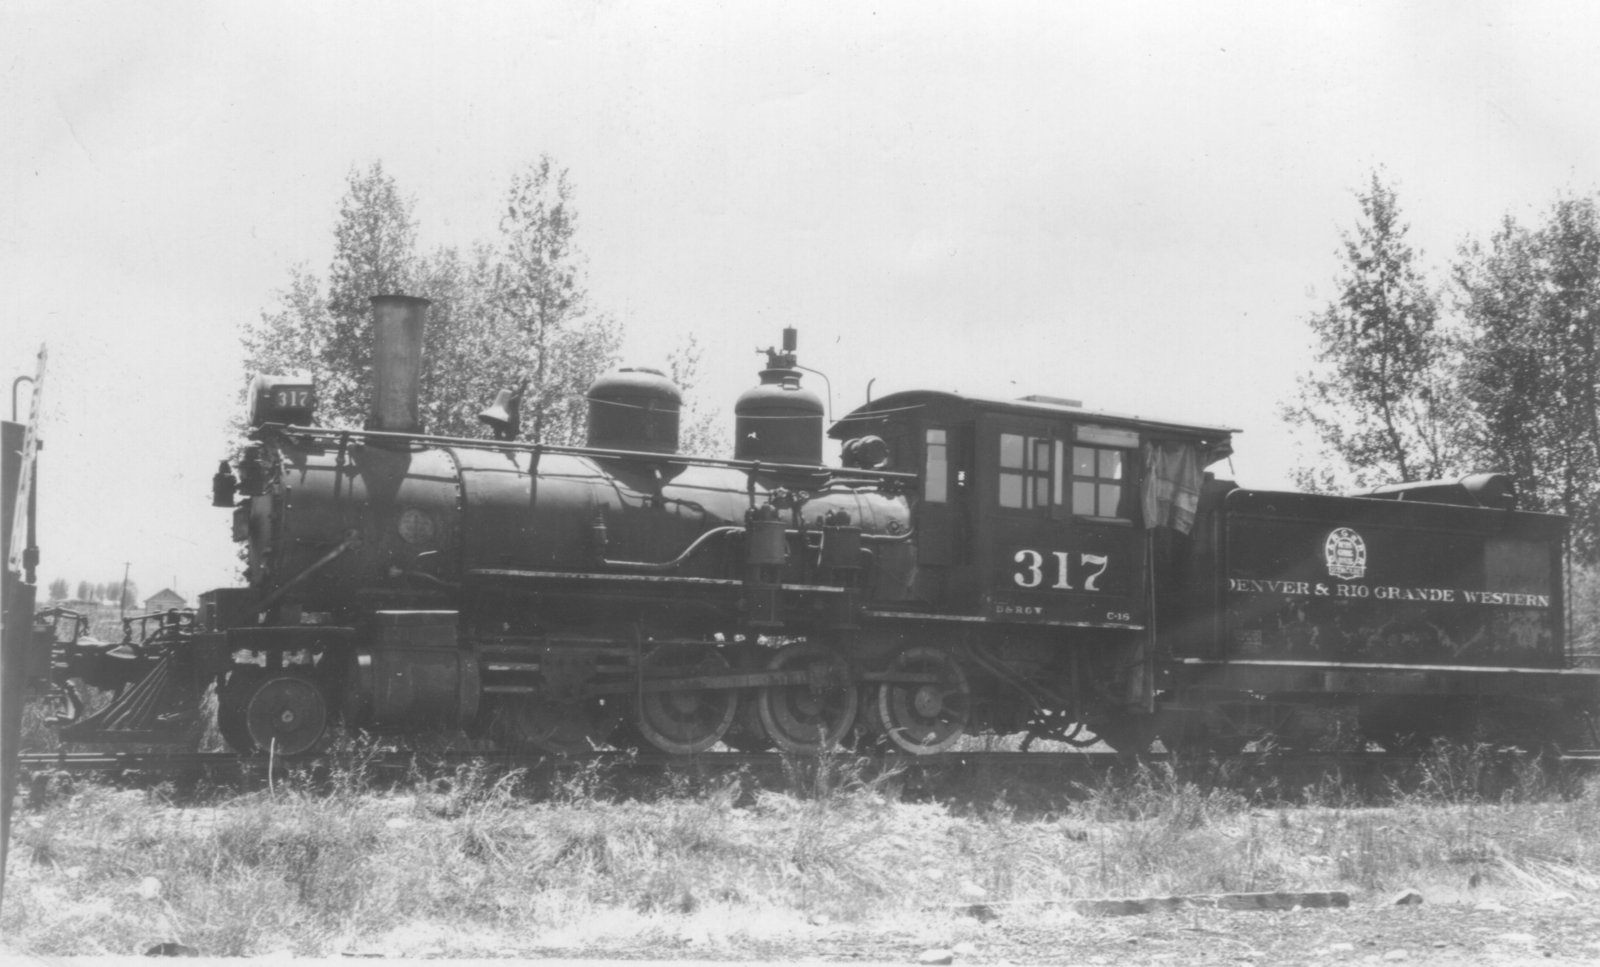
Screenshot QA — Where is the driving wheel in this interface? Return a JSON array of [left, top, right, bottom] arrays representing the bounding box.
[[876, 646, 971, 755], [757, 642, 858, 753], [490, 694, 625, 755], [636, 646, 738, 754]]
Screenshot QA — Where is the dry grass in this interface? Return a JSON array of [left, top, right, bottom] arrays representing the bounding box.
[[3, 748, 1598, 957]]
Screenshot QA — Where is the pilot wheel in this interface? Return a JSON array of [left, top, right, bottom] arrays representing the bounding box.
[[241, 672, 329, 757]]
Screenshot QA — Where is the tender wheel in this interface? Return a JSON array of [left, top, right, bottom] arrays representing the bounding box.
[[758, 642, 858, 753], [635, 646, 738, 755], [875, 646, 970, 755], [1472, 702, 1566, 755], [216, 668, 262, 754], [1360, 703, 1441, 753], [243, 673, 329, 756], [1158, 714, 1245, 756]]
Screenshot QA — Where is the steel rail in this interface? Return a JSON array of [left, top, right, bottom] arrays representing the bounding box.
[[18, 746, 1583, 776]]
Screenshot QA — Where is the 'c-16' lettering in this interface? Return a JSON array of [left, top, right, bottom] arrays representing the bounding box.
[[1013, 549, 1110, 591]]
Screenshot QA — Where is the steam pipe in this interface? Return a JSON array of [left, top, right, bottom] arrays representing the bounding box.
[[794, 364, 833, 423], [601, 525, 744, 572], [255, 424, 918, 482], [257, 531, 362, 612]]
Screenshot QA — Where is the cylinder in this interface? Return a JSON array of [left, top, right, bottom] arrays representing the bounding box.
[[342, 611, 478, 730], [369, 295, 429, 433]]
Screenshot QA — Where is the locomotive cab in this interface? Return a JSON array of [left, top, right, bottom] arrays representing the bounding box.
[[832, 391, 1235, 629]]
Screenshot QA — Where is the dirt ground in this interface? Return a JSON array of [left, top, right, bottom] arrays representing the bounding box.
[[795, 895, 1600, 965], [311, 891, 1598, 965], [518, 895, 1600, 965], [4, 888, 1598, 964]]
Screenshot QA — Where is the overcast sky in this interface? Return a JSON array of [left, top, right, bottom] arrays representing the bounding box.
[[5, 1, 1599, 600]]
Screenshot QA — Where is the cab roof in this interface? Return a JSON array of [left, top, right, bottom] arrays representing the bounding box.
[[828, 389, 1238, 448]]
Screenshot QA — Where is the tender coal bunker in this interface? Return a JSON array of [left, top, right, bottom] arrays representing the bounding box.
[[1220, 496, 1564, 667]]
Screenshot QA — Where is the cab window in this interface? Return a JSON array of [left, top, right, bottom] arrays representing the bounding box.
[[998, 432, 1053, 510], [1071, 444, 1128, 518], [995, 430, 1134, 520], [925, 428, 948, 503]]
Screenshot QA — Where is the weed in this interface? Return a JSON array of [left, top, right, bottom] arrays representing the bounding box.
[[6, 747, 1600, 956], [1073, 759, 1247, 827], [777, 742, 896, 802], [20, 696, 64, 753], [546, 751, 629, 804], [322, 729, 387, 798]]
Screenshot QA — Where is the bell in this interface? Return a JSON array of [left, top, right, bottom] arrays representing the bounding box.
[[477, 388, 521, 441]]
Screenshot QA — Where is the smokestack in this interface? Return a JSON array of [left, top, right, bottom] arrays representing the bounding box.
[[369, 294, 429, 433]]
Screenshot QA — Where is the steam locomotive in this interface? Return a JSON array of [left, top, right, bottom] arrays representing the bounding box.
[[40, 295, 1600, 756]]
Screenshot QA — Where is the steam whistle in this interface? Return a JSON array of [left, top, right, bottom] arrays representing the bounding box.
[[759, 327, 799, 370]]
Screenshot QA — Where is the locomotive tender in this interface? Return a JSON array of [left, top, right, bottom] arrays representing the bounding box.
[[48, 295, 1599, 756]]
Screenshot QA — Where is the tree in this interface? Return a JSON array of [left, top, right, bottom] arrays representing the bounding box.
[[493, 156, 621, 445], [668, 332, 726, 456], [320, 163, 420, 424], [1285, 171, 1470, 491], [1454, 197, 1600, 558], [243, 162, 419, 428], [48, 577, 67, 601], [242, 157, 621, 445], [105, 576, 137, 609], [243, 267, 330, 409], [413, 243, 517, 438], [75, 580, 92, 602]]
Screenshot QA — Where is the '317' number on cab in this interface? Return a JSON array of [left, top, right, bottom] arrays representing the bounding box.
[[1012, 549, 1110, 591]]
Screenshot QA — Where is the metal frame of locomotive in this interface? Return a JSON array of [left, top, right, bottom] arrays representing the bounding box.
[[44, 294, 1600, 757]]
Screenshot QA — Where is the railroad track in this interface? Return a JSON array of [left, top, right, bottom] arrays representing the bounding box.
[[21, 746, 1591, 776], [18, 748, 1130, 772]]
